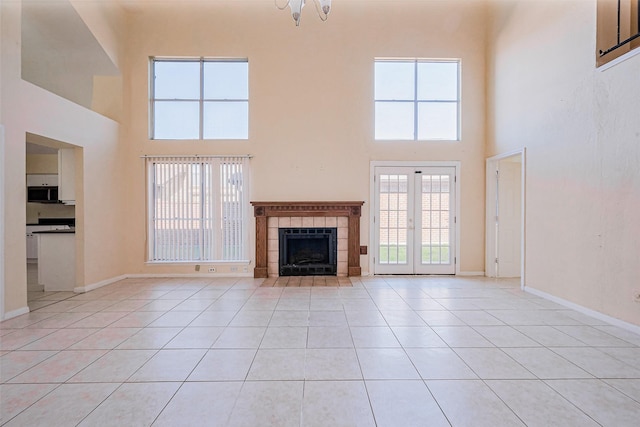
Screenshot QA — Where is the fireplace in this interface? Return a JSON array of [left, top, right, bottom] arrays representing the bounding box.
[[251, 201, 364, 278], [279, 228, 337, 276]]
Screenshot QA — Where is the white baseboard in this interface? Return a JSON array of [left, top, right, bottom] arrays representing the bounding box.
[[3, 306, 30, 321], [125, 272, 254, 279], [73, 272, 254, 293], [457, 271, 485, 276], [74, 274, 129, 293], [364, 272, 485, 277], [524, 285, 640, 336]]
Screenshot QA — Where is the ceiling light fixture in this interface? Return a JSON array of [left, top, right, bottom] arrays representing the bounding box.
[[275, 0, 331, 27]]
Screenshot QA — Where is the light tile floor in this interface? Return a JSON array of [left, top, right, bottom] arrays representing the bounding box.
[[2, 276, 640, 426]]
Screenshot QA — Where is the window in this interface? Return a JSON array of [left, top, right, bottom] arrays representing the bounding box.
[[375, 59, 460, 141], [597, 0, 640, 67], [147, 156, 250, 262], [151, 58, 249, 140]]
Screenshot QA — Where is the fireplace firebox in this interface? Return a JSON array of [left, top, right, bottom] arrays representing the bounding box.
[[279, 228, 337, 276]]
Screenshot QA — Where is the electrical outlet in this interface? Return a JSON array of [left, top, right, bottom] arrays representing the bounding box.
[[208, 267, 216, 273], [633, 290, 640, 302]]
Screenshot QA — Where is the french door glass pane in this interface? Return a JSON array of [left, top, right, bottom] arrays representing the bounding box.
[[378, 174, 408, 264], [421, 175, 451, 265], [375, 102, 415, 140], [203, 101, 249, 139], [417, 102, 458, 140], [154, 61, 200, 99], [154, 101, 200, 139]]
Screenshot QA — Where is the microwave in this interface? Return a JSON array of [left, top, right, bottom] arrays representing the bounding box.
[[27, 186, 59, 203]]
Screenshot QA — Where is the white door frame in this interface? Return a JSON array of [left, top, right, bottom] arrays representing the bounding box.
[[369, 160, 461, 276], [0, 125, 5, 320], [485, 148, 526, 290]]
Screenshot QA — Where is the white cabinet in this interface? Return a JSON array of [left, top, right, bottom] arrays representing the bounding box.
[[27, 226, 49, 260], [58, 148, 76, 203], [26, 174, 58, 187], [26, 233, 38, 259], [38, 232, 76, 291], [26, 225, 70, 260]]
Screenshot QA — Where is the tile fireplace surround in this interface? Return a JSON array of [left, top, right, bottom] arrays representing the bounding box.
[[251, 202, 365, 278]]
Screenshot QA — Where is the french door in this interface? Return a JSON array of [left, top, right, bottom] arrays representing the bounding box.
[[374, 166, 456, 274]]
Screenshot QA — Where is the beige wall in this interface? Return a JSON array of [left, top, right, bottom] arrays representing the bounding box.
[[121, 0, 487, 276], [1, 0, 126, 316], [487, 0, 640, 325], [26, 153, 57, 174]]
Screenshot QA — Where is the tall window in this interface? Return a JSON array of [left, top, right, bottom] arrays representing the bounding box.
[[151, 58, 249, 140], [147, 156, 250, 262], [375, 59, 460, 141]]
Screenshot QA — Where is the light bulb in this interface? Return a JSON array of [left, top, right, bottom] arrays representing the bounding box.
[[318, 0, 331, 16], [290, 0, 305, 26]]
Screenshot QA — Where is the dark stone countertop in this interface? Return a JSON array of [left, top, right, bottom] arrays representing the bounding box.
[[32, 228, 75, 234]]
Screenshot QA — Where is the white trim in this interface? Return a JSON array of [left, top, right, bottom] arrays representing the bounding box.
[[457, 271, 485, 276], [3, 306, 30, 321], [0, 125, 4, 320], [145, 260, 251, 266], [73, 271, 255, 293], [369, 160, 461, 276], [598, 46, 640, 71], [74, 274, 129, 293], [126, 273, 253, 279], [525, 285, 640, 336]]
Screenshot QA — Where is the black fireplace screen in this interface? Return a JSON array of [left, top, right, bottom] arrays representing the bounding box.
[[279, 228, 337, 276]]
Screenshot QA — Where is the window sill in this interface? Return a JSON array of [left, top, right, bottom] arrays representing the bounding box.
[[598, 47, 640, 71]]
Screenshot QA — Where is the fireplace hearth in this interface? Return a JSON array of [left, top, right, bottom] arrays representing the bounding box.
[[279, 228, 337, 276]]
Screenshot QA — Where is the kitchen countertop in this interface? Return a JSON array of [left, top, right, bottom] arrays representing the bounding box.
[[33, 228, 75, 234], [28, 218, 75, 227]]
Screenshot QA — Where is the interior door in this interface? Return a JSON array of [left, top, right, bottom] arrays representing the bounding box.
[[496, 159, 522, 277], [374, 166, 456, 275]]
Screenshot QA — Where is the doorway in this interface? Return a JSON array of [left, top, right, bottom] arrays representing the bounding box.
[[25, 133, 79, 307], [372, 163, 458, 275], [486, 150, 525, 286]]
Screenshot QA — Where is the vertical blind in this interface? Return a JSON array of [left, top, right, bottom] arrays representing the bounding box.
[[146, 156, 249, 262]]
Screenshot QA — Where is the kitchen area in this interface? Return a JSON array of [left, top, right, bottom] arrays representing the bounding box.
[[26, 142, 77, 305]]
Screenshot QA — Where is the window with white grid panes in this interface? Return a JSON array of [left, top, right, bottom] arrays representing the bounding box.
[[151, 58, 248, 140], [375, 59, 460, 141]]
